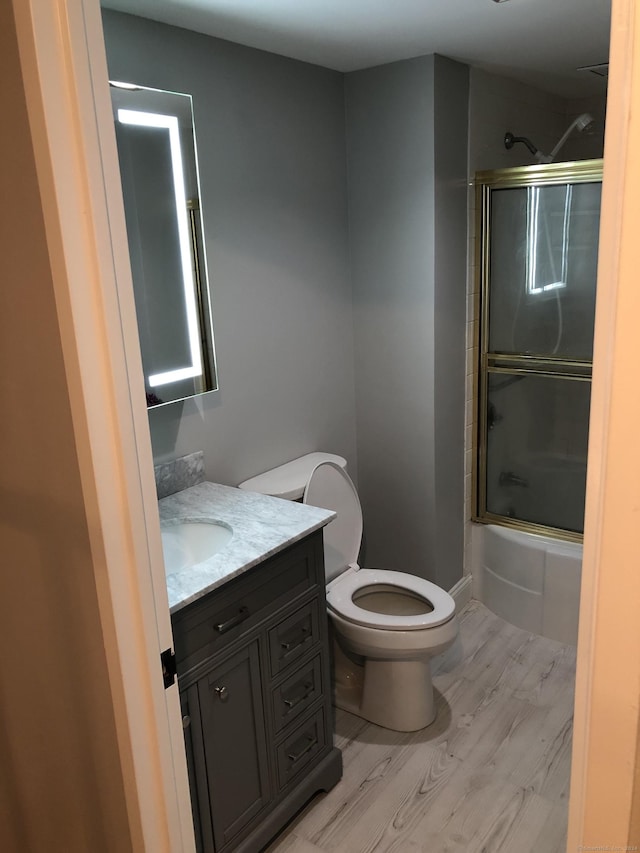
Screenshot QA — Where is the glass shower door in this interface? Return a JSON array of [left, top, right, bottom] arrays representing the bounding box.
[[476, 162, 602, 537]]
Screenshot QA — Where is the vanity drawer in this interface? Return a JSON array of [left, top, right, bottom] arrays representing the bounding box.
[[276, 707, 326, 791], [271, 654, 323, 734], [268, 600, 319, 678], [173, 538, 318, 672]]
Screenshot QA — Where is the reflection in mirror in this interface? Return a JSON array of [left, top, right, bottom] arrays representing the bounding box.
[[110, 82, 218, 407]]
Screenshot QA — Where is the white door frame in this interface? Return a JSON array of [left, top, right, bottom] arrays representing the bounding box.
[[12, 0, 193, 849], [13, 0, 640, 848]]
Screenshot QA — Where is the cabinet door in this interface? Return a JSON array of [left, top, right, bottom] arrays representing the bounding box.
[[197, 641, 270, 851], [181, 691, 204, 852]]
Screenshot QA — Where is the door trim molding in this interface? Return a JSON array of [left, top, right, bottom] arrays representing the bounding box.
[[12, 0, 193, 849], [568, 0, 640, 847]]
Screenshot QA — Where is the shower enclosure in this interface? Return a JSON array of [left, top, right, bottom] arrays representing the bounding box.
[[475, 160, 603, 540]]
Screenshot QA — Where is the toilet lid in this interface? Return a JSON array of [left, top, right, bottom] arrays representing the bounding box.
[[326, 568, 456, 630], [303, 462, 362, 582]]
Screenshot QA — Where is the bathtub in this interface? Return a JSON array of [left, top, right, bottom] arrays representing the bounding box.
[[475, 524, 582, 645]]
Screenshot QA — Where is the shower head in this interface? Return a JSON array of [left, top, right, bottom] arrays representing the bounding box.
[[537, 113, 595, 163], [574, 112, 594, 132]]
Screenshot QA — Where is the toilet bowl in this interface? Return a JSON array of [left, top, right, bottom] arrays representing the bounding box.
[[238, 453, 458, 731]]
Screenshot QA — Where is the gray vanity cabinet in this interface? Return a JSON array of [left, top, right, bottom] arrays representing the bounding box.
[[172, 530, 342, 853]]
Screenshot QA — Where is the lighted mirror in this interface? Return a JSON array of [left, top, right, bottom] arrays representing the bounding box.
[[111, 82, 218, 407]]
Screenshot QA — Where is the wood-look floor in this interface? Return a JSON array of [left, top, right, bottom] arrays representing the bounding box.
[[266, 600, 577, 853]]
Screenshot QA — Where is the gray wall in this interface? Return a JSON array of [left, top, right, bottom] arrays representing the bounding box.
[[346, 56, 468, 589], [433, 57, 471, 589], [104, 13, 470, 590], [102, 11, 358, 486]]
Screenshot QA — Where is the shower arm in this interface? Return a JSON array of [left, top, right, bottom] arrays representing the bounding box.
[[504, 132, 539, 158]]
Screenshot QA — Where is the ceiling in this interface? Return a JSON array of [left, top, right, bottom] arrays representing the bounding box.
[[102, 0, 611, 99]]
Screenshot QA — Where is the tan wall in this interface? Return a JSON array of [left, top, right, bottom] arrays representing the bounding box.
[[0, 5, 133, 851]]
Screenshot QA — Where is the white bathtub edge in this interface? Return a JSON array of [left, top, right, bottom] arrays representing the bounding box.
[[478, 524, 582, 645]]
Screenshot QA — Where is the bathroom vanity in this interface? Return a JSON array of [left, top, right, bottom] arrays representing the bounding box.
[[159, 482, 342, 853]]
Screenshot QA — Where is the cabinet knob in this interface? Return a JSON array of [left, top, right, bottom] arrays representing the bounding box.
[[182, 715, 191, 729], [215, 686, 229, 702]]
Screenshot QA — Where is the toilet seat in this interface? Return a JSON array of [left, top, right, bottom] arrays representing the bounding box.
[[303, 461, 363, 582], [327, 568, 455, 631], [304, 461, 455, 631]]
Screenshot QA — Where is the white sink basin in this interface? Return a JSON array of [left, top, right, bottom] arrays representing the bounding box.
[[161, 520, 233, 574]]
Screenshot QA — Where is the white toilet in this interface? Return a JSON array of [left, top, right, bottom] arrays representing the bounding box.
[[239, 453, 458, 732]]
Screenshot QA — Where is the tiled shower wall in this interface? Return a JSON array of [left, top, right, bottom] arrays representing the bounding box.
[[463, 69, 607, 579]]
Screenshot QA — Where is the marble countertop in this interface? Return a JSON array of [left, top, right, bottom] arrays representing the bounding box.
[[158, 481, 334, 613]]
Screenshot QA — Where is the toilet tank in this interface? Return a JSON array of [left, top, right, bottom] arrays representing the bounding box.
[[237, 452, 347, 500]]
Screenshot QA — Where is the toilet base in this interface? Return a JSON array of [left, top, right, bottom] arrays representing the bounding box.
[[362, 658, 436, 731], [332, 637, 437, 732]]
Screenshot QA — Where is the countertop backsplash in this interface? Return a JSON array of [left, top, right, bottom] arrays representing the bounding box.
[[154, 450, 205, 499]]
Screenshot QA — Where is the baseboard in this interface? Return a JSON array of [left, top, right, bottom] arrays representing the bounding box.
[[449, 574, 473, 613]]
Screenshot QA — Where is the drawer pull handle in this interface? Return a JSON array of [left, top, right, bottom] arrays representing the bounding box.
[[215, 686, 229, 702], [215, 606, 250, 634], [287, 735, 317, 763], [280, 626, 310, 653], [283, 682, 314, 711]]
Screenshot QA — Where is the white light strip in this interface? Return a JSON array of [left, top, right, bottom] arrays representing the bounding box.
[[561, 184, 572, 285], [110, 80, 141, 90], [117, 108, 202, 388], [526, 185, 571, 295], [144, 365, 201, 387], [526, 186, 539, 293]]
